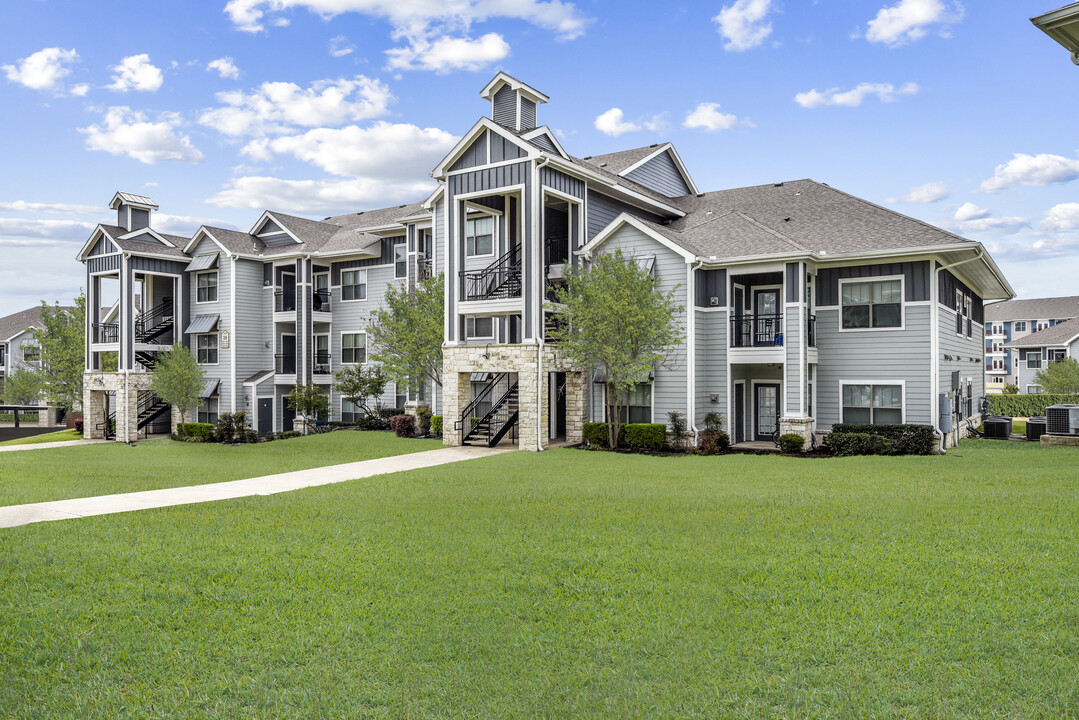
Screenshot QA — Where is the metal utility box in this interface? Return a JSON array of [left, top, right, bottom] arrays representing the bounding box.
[[983, 416, 1012, 439], [1027, 417, 1047, 441], [939, 394, 954, 433], [1045, 404, 1079, 435]]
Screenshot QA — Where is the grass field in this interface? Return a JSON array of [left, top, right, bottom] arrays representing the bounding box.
[[0, 432, 442, 506], [1, 439, 1078, 718], [0, 429, 81, 447]]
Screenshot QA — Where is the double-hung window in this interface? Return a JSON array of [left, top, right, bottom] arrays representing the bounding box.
[[341, 399, 362, 423], [394, 243, 407, 279], [341, 269, 366, 301], [842, 384, 903, 424], [1026, 351, 1042, 369], [21, 345, 40, 363], [465, 216, 494, 257], [964, 296, 973, 337], [197, 271, 218, 303], [841, 278, 901, 329], [1014, 321, 1026, 332], [1049, 349, 1066, 363], [342, 332, 366, 364], [198, 397, 219, 424], [606, 383, 652, 424], [465, 316, 494, 339], [197, 334, 218, 364]]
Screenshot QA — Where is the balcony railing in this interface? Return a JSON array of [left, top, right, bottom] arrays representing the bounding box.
[[312, 288, 330, 313], [93, 322, 119, 343], [460, 244, 521, 301], [417, 257, 434, 282], [274, 290, 296, 313], [275, 353, 296, 375], [731, 314, 784, 348], [544, 235, 569, 267], [313, 350, 330, 375]]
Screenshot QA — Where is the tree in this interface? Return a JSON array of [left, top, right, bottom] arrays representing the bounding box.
[[368, 273, 444, 392], [3, 369, 42, 405], [28, 295, 85, 410], [334, 364, 387, 418], [1035, 357, 1079, 394], [549, 250, 684, 450], [286, 382, 329, 434], [150, 346, 205, 435], [1002, 383, 1019, 395]]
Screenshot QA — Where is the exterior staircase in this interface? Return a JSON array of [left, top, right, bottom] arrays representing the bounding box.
[[460, 245, 522, 301], [460, 372, 519, 447], [135, 298, 174, 343], [136, 393, 170, 431]]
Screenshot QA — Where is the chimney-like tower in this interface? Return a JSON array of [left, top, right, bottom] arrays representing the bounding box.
[[109, 191, 158, 232], [480, 72, 549, 132]]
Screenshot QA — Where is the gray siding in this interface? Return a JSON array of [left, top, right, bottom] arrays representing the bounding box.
[[540, 167, 584, 198], [187, 236, 231, 406], [938, 304, 985, 403], [520, 98, 537, 131], [450, 130, 487, 172], [233, 259, 270, 411], [131, 208, 150, 230], [88, 255, 121, 273], [492, 85, 516, 127], [695, 269, 726, 307], [817, 261, 930, 305], [490, 132, 526, 163], [695, 309, 727, 428], [784, 310, 804, 415], [131, 257, 187, 274], [529, 134, 557, 153], [89, 236, 115, 256], [585, 190, 665, 241], [623, 150, 691, 198]]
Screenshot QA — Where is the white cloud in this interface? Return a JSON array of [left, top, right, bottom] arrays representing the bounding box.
[[80, 107, 204, 165], [954, 202, 989, 221], [794, 82, 918, 108], [713, 0, 775, 51], [0, 217, 94, 239], [107, 54, 164, 92], [683, 102, 739, 132], [594, 108, 641, 137], [643, 114, 668, 132], [329, 35, 355, 57], [864, 0, 963, 47], [70, 83, 90, 97], [886, 181, 949, 203], [385, 33, 510, 73], [2, 47, 79, 93], [985, 236, 1079, 265], [1042, 202, 1079, 232], [207, 57, 241, 79], [0, 200, 101, 215], [244, 121, 457, 178], [954, 214, 1030, 235], [978, 152, 1079, 193], [199, 75, 393, 137], [206, 175, 436, 213]]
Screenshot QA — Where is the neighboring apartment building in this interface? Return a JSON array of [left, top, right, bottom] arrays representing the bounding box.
[[77, 73, 1014, 448], [0, 306, 71, 402], [983, 296, 1079, 393]]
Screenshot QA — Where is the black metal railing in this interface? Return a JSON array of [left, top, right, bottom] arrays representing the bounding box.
[[459, 372, 512, 429], [313, 350, 330, 375], [417, 257, 434, 282], [134, 298, 173, 343], [544, 312, 566, 343], [275, 290, 296, 313], [807, 314, 816, 348], [312, 288, 330, 313], [93, 322, 119, 343], [275, 353, 296, 374], [460, 244, 521, 301], [731, 313, 784, 347], [460, 374, 519, 447], [544, 235, 569, 267]]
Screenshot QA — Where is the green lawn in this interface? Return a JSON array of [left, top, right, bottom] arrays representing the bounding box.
[[2, 439, 1078, 718], [0, 429, 82, 447], [0, 432, 442, 507]]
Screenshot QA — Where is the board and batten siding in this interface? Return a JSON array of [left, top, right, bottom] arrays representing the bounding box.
[[623, 151, 691, 199], [694, 309, 727, 428], [817, 261, 931, 305], [585, 190, 665, 241], [813, 305, 933, 430], [594, 223, 688, 426]]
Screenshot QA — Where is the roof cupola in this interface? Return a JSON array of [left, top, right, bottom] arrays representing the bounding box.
[[480, 72, 549, 132]]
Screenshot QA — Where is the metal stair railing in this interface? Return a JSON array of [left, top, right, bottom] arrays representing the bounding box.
[[460, 244, 521, 301], [135, 298, 174, 343], [457, 372, 512, 430], [464, 381, 520, 447]]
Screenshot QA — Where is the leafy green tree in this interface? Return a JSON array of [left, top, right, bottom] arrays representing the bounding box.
[[286, 382, 329, 434], [1035, 357, 1079, 394], [28, 295, 85, 410], [1002, 383, 1019, 395], [150, 346, 205, 435], [333, 364, 387, 418], [368, 273, 444, 391], [548, 250, 684, 450], [3, 369, 42, 405]]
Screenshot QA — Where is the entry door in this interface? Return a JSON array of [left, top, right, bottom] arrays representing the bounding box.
[[754, 289, 779, 346], [282, 403, 296, 432], [755, 384, 780, 441], [257, 398, 273, 436], [281, 272, 296, 311], [734, 383, 745, 444]]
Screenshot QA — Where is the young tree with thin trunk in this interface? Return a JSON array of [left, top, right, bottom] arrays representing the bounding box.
[[548, 250, 684, 450], [333, 364, 387, 418], [150, 346, 205, 435], [28, 295, 85, 410], [1035, 357, 1079, 394], [286, 382, 329, 434], [368, 274, 444, 393], [3, 369, 42, 405]]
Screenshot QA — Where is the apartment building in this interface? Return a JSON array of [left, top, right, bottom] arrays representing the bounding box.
[[0, 306, 73, 402], [984, 296, 1079, 393]]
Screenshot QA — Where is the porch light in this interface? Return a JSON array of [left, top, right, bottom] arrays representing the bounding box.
[[1032, 2, 1079, 65]]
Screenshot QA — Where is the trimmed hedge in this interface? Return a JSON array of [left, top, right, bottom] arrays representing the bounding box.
[[431, 415, 443, 436], [583, 422, 617, 448], [825, 432, 893, 457], [989, 394, 1079, 418], [176, 423, 215, 443], [390, 414, 416, 438], [583, 422, 666, 450], [828, 423, 936, 456], [778, 433, 805, 454]]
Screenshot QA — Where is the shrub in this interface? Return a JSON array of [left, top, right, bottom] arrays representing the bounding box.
[[176, 423, 215, 443], [778, 433, 805, 454], [378, 407, 404, 420], [825, 432, 892, 457], [416, 407, 432, 436], [624, 423, 666, 450], [697, 429, 730, 455], [357, 414, 390, 431], [1002, 384, 1019, 395], [666, 411, 689, 449], [214, 412, 249, 444], [829, 423, 935, 456], [390, 414, 416, 438], [583, 422, 616, 448], [242, 429, 260, 444], [702, 411, 725, 433], [989, 393, 1079, 418], [431, 415, 443, 436], [275, 430, 301, 440], [74, 418, 84, 435]]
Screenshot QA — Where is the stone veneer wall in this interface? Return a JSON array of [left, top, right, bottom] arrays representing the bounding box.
[[83, 371, 177, 441]]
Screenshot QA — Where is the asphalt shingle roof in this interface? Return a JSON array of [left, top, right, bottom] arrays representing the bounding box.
[[579, 145, 663, 175], [323, 202, 426, 233], [985, 295, 1079, 322], [1004, 317, 1079, 348], [0, 306, 74, 343]]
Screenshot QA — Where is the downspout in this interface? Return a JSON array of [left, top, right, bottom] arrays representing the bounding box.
[[535, 155, 551, 451], [688, 259, 704, 443], [932, 247, 985, 452]]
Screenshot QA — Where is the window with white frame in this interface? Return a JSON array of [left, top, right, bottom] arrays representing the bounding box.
[[842, 384, 903, 424], [342, 333, 366, 364], [341, 269, 367, 301], [198, 397, 219, 424], [1014, 321, 1026, 332], [1025, 350, 1042, 369], [841, 278, 902, 329], [1049, 349, 1066, 363], [341, 399, 362, 423], [964, 296, 973, 337], [605, 383, 652, 424], [954, 290, 964, 335], [1028, 385, 1044, 394], [465, 316, 495, 339], [21, 344, 40, 363], [196, 271, 218, 303], [197, 334, 218, 364], [394, 243, 407, 279], [465, 216, 494, 257]]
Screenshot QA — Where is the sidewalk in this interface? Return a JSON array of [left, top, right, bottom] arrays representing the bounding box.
[[0, 439, 110, 453], [0, 445, 511, 529]]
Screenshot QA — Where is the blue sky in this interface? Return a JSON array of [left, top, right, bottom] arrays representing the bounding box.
[[1, 0, 1077, 311]]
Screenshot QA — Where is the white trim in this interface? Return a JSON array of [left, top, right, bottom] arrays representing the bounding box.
[[230, 257, 237, 413], [248, 211, 303, 244], [118, 227, 175, 247], [393, 241, 408, 279], [184, 227, 235, 256], [339, 330, 368, 365], [749, 379, 782, 441], [339, 268, 368, 302], [687, 259, 697, 436], [837, 380, 906, 425], [732, 379, 745, 444], [194, 269, 219, 304], [521, 126, 569, 158], [544, 156, 686, 218], [579, 212, 695, 262], [837, 274, 906, 333], [464, 316, 496, 340], [480, 72, 550, 104], [463, 214, 497, 259], [76, 225, 119, 262], [617, 143, 700, 196], [196, 333, 220, 366], [432, 117, 537, 178]]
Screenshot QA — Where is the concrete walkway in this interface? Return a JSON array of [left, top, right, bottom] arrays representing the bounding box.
[[0, 438, 110, 453], [0, 445, 511, 529]]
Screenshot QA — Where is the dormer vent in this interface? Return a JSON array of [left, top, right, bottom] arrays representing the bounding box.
[[480, 72, 549, 132], [109, 191, 158, 232]]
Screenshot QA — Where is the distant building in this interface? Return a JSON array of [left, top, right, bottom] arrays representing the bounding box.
[[0, 306, 72, 402], [984, 296, 1079, 393]]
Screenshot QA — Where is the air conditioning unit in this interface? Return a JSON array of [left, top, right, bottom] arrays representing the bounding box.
[[1045, 404, 1079, 435]]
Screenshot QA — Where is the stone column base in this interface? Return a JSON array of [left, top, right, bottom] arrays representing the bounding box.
[[779, 417, 814, 451]]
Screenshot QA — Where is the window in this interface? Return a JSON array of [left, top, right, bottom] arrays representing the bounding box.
[[342, 333, 366, 364], [1028, 385, 1044, 394], [1014, 321, 1026, 332], [197, 334, 218, 364], [1049, 349, 1066, 363], [954, 290, 964, 335], [606, 383, 652, 424], [841, 278, 901, 329], [964, 296, 973, 337], [1025, 351, 1041, 369], [465, 316, 494, 339], [842, 384, 902, 424], [341, 399, 362, 423], [21, 345, 40, 363], [198, 397, 219, 424], [394, 243, 407, 279], [341, 269, 366, 301], [313, 335, 330, 374], [197, 271, 218, 303], [632, 255, 656, 277], [395, 383, 408, 410], [465, 216, 494, 257]]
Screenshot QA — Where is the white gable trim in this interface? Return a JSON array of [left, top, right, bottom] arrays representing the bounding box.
[[431, 117, 537, 178], [119, 227, 175, 247], [479, 72, 550, 104], [578, 213, 695, 262], [618, 143, 699, 196], [75, 225, 120, 261], [249, 211, 303, 244], [184, 227, 233, 257], [521, 126, 568, 159]]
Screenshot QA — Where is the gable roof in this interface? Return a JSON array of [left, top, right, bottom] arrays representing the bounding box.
[[1004, 317, 1079, 348], [580, 146, 665, 175], [109, 191, 158, 210], [0, 306, 74, 344], [985, 295, 1079, 322], [323, 201, 426, 234], [479, 72, 549, 104]]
